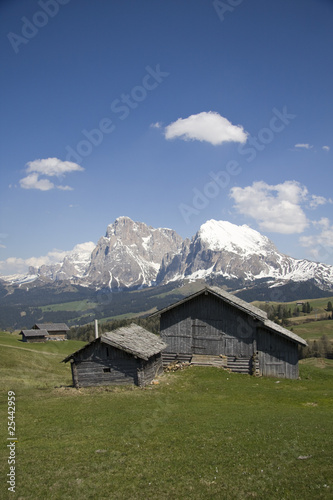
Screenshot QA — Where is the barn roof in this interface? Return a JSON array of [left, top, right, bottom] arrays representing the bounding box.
[[63, 323, 167, 363], [151, 286, 307, 346], [151, 286, 268, 321], [262, 319, 307, 346], [20, 329, 48, 338], [34, 323, 70, 332]]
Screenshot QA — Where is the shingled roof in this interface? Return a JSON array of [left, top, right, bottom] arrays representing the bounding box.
[[63, 323, 167, 363], [151, 285, 268, 321], [20, 329, 48, 338], [34, 323, 70, 332]]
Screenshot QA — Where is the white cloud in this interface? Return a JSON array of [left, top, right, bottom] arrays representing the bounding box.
[[294, 143, 313, 149], [300, 218, 333, 260], [19, 157, 84, 191], [0, 242, 95, 276], [150, 122, 162, 129], [322, 145, 330, 151], [230, 180, 309, 234], [72, 242, 96, 254], [19, 173, 55, 191], [164, 111, 248, 146], [309, 195, 332, 209], [26, 158, 84, 176]]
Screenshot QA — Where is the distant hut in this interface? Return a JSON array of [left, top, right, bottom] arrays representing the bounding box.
[[20, 329, 48, 343], [151, 286, 307, 379], [62, 323, 167, 388], [33, 323, 69, 341]]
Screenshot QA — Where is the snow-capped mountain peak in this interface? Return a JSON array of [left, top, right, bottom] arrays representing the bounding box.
[[198, 219, 274, 255]]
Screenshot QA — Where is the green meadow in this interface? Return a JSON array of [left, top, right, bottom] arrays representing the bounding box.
[[1, 332, 332, 499], [292, 319, 333, 341]]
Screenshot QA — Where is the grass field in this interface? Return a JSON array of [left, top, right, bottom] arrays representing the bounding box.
[[1, 332, 333, 499], [40, 300, 98, 313]]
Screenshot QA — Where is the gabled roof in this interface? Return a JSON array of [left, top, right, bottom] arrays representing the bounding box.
[[151, 286, 307, 346], [151, 285, 268, 321], [34, 323, 70, 332], [63, 323, 167, 363], [20, 329, 48, 338]]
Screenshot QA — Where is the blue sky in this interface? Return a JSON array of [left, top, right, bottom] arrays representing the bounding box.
[[1, 0, 332, 274]]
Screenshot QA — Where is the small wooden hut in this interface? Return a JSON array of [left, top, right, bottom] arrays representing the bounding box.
[[151, 286, 307, 379], [20, 329, 48, 343], [62, 323, 167, 388]]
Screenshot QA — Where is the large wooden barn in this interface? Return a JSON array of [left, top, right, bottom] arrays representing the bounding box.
[[32, 323, 69, 340], [63, 323, 167, 388], [152, 286, 307, 379]]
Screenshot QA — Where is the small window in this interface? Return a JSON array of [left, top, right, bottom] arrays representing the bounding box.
[[103, 367, 111, 373]]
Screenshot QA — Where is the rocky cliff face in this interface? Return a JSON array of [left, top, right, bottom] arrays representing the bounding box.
[[84, 216, 183, 288]]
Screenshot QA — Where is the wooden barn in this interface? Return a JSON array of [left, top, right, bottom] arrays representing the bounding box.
[[32, 323, 69, 341], [62, 323, 167, 388], [20, 329, 48, 343], [152, 286, 307, 379]]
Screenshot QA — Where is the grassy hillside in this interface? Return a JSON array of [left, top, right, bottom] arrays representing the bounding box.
[[252, 296, 333, 324], [1, 332, 332, 499], [292, 319, 333, 341]]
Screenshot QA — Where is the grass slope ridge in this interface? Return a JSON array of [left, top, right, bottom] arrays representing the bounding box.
[[0, 332, 332, 499]]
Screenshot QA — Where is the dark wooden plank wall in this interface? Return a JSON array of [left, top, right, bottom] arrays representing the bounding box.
[[138, 355, 164, 386], [75, 360, 138, 387], [23, 336, 45, 343], [160, 293, 257, 357], [257, 327, 299, 379], [73, 340, 139, 387]]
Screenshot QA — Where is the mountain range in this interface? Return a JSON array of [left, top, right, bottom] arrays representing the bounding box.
[[2, 216, 333, 296]]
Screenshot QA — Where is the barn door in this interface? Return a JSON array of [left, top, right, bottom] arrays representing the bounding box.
[[224, 336, 246, 357], [192, 319, 207, 353], [191, 319, 224, 355]]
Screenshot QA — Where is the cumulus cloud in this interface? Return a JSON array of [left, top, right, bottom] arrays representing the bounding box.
[[230, 180, 309, 234], [294, 143, 313, 150], [150, 122, 162, 129], [322, 145, 330, 151], [0, 242, 95, 276], [19, 157, 84, 191], [164, 111, 248, 146]]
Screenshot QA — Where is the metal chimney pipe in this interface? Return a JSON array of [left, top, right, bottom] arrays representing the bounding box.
[[94, 319, 99, 339]]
